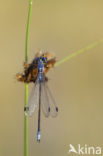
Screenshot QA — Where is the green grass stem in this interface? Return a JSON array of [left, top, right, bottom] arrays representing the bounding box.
[[24, 1, 33, 156], [25, 0, 33, 62], [55, 39, 102, 67], [24, 84, 28, 156]]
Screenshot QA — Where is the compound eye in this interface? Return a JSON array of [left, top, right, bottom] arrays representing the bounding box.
[[42, 57, 47, 62], [35, 57, 40, 61]]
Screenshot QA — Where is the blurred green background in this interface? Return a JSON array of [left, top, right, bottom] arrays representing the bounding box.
[[0, 0, 103, 156]]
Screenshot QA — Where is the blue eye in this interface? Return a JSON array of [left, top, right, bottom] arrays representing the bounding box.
[[42, 57, 47, 62], [35, 57, 40, 61]]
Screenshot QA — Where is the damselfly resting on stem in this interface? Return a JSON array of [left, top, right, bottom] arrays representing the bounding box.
[[17, 51, 58, 141]]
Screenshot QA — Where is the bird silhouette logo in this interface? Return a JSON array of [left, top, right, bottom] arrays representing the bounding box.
[[68, 144, 78, 154]]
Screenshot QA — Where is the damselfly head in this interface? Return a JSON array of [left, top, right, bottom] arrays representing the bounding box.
[[35, 56, 47, 63]]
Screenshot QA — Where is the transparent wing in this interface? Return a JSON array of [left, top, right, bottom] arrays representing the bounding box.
[[45, 82, 58, 117], [41, 77, 58, 117], [41, 81, 50, 117], [27, 77, 39, 116]]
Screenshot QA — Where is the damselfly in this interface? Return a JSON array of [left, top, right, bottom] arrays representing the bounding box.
[[17, 51, 58, 141]]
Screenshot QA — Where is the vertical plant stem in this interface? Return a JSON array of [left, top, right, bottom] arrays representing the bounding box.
[[25, 0, 33, 61], [24, 1, 33, 156], [24, 84, 28, 156]]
